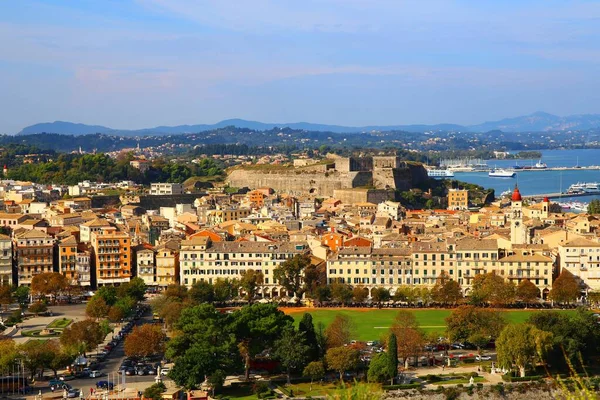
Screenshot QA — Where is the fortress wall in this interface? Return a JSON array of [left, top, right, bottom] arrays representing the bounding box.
[[227, 169, 362, 196]]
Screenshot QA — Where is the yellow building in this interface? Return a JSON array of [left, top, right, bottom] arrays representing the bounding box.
[[155, 241, 179, 288], [448, 189, 468, 211], [91, 231, 132, 286]]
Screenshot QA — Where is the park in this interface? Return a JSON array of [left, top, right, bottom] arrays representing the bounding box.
[[287, 308, 576, 340]]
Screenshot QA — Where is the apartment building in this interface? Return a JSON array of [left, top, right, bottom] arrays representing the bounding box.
[[76, 251, 91, 288], [58, 236, 78, 284], [156, 241, 179, 288], [150, 183, 184, 195], [136, 244, 156, 287], [205, 207, 252, 226], [180, 239, 310, 297], [0, 234, 12, 285], [15, 229, 54, 286], [448, 189, 468, 211], [80, 218, 113, 242], [91, 231, 132, 287], [558, 237, 600, 292], [326, 237, 553, 298]]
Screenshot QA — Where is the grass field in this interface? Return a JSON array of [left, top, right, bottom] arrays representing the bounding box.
[[288, 308, 575, 341], [47, 318, 72, 329]]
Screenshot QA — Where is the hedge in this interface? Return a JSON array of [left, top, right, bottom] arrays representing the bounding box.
[[502, 374, 543, 382], [382, 383, 421, 390]]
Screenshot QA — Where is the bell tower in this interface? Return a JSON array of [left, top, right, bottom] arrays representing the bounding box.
[[510, 185, 526, 245]]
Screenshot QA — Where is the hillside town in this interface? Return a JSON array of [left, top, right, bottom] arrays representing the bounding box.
[[0, 158, 597, 302]]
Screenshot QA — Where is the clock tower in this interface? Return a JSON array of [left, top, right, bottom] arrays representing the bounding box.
[[510, 185, 526, 245]]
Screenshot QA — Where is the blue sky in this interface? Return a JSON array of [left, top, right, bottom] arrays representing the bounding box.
[[1, 0, 600, 133]]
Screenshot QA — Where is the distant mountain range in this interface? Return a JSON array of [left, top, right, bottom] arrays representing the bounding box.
[[17, 112, 600, 136]]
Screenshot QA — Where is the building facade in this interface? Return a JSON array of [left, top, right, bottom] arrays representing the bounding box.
[[15, 229, 54, 286], [0, 234, 12, 286], [150, 183, 184, 195], [91, 231, 132, 286]]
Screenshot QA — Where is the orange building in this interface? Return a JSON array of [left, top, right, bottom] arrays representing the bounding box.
[[343, 236, 373, 248], [91, 231, 132, 287], [58, 236, 78, 284], [247, 190, 266, 207], [321, 231, 346, 252]]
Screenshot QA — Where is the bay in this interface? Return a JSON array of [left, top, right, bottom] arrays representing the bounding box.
[[452, 149, 600, 199]]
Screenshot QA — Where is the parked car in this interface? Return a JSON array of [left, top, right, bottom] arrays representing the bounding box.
[[160, 368, 170, 376], [95, 381, 114, 390], [89, 371, 103, 379], [67, 389, 80, 398], [125, 367, 136, 376], [476, 355, 492, 361]]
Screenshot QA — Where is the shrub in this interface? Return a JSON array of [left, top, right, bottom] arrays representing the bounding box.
[[462, 358, 475, 364], [444, 387, 460, 400], [252, 382, 270, 396], [502, 374, 543, 382], [468, 372, 479, 378], [381, 383, 421, 390]]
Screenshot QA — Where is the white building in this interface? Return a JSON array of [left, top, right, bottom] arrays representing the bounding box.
[[150, 183, 184, 195], [0, 234, 12, 286]]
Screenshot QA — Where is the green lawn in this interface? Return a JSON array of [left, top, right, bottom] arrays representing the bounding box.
[[47, 318, 72, 329], [289, 309, 575, 341], [279, 382, 381, 398]]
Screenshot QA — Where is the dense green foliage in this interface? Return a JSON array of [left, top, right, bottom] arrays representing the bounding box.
[[588, 199, 600, 214], [5, 152, 222, 185]]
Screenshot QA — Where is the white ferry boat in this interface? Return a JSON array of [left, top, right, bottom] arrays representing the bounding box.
[[533, 159, 547, 169], [488, 169, 516, 178], [427, 169, 455, 178], [567, 182, 600, 194]]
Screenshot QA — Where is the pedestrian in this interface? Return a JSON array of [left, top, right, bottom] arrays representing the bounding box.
[[51, 386, 55, 393]]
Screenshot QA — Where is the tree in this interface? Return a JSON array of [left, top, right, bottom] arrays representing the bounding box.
[[230, 303, 293, 380], [95, 286, 118, 306], [303, 361, 325, 391], [188, 281, 215, 304], [0, 339, 18, 372], [304, 263, 326, 299], [117, 277, 147, 302], [324, 314, 356, 348], [352, 286, 369, 303], [108, 306, 125, 323], [588, 199, 600, 214], [445, 306, 506, 353], [371, 287, 391, 308], [31, 272, 69, 303], [298, 313, 319, 362], [470, 272, 515, 306], [496, 323, 553, 377], [13, 286, 30, 309], [28, 301, 48, 316], [207, 370, 226, 396], [527, 309, 600, 367], [86, 296, 109, 320], [125, 324, 166, 358], [273, 254, 311, 299], [239, 269, 264, 303], [273, 328, 310, 384], [167, 304, 237, 389], [330, 282, 352, 306], [387, 332, 398, 384], [143, 382, 166, 400], [550, 270, 580, 304], [325, 346, 360, 382], [390, 311, 424, 368], [45, 341, 75, 378], [516, 279, 540, 305], [214, 278, 238, 302], [367, 352, 391, 383], [314, 286, 331, 304], [60, 319, 105, 355], [164, 284, 188, 301], [431, 272, 462, 305], [0, 285, 12, 312], [18, 340, 50, 379], [548, 202, 563, 213]]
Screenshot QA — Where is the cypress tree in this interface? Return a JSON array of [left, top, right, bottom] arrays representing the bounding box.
[[299, 313, 319, 361], [387, 332, 398, 384]]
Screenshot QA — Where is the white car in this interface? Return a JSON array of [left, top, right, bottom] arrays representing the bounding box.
[[160, 368, 170, 376], [89, 371, 103, 378], [366, 341, 374, 346], [476, 355, 492, 361]]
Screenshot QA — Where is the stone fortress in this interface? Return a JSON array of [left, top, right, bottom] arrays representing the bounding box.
[[227, 155, 428, 201]]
